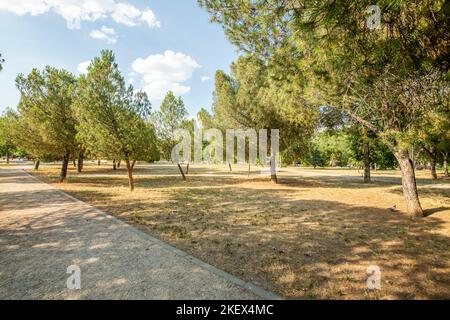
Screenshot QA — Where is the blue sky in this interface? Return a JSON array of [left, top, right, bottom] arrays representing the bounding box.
[[0, 0, 238, 116]]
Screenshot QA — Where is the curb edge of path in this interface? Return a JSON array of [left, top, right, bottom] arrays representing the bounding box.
[[22, 169, 282, 300]]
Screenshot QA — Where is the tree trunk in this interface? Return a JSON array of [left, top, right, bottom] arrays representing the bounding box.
[[77, 152, 84, 173], [59, 153, 70, 183], [248, 163, 251, 176], [185, 162, 189, 175], [270, 156, 278, 184], [363, 142, 371, 183], [6, 153, 9, 164], [228, 161, 232, 172], [394, 150, 424, 216], [423, 147, 438, 179], [177, 163, 186, 181], [117, 160, 121, 168], [443, 152, 449, 177], [97, 159, 101, 166], [113, 159, 117, 170], [125, 157, 135, 191], [72, 159, 76, 167], [430, 158, 437, 180], [34, 160, 40, 170]]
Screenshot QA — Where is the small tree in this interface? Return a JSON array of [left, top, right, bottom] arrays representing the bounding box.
[[75, 50, 157, 191], [153, 91, 188, 161], [0, 111, 17, 164], [6, 109, 56, 170], [15, 67, 78, 181]]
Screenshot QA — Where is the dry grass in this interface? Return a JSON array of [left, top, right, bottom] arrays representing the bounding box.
[[26, 162, 450, 299]]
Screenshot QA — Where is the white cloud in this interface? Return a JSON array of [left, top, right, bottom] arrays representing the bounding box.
[[140, 9, 160, 28], [143, 80, 191, 100], [77, 60, 91, 74], [111, 2, 140, 26], [89, 25, 117, 43], [201, 76, 211, 82], [0, 0, 160, 30], [132, 50, 200, 100], [0, 0, 51, 16]]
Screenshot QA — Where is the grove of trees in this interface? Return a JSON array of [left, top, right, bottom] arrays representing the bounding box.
[[1, 50, 159, 190], [75, 51, 158, 191], [198, 0, 450, 216], [0, 1, 449, 217]]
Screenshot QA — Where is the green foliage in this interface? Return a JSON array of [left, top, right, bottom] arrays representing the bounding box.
[[303, 127, 397, 169], [197, 107, 215, 130], [15, 66, 78, 160], [347, 126, 397, 169], [315, 131, 352, 167], [306, 141, 327, 168], [7, 109, 57, 161], [417, 84, 450, 160], [0, 111, 17, 158], [75, 50, 158, 163], [212, 70, 240, 129], [281, 140, 311, 166], [153, 91, 188, 160], [200, 0, 449, 214], [200, 0, 449, 152], [212, 55, 319, 159]]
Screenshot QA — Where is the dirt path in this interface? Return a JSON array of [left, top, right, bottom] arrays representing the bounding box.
[[0, 169, 277, 299]]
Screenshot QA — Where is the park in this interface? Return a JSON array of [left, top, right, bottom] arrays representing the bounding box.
[[0, 0, 449, 302], [1, 160, 449, 299]]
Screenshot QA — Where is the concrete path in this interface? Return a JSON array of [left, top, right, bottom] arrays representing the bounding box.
[[0, 169, 277, 300]]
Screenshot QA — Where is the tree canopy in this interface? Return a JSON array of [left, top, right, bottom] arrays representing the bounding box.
[[199, 0, 450, 216], [0, 110, 17, 163], [15, 66, 78, 181], [213, 55, 319, 164], [153, 91, 189, 161], [75, 50, 158, 191]]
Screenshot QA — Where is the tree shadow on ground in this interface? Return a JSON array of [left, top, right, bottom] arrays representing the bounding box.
[[18, 168, 450, 299], [280, 174, 450, 190], [388, 185, 450, 201], [1, 200, 244, 299], [95, 179, 450, 299], [424, 207, 450, 217]]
